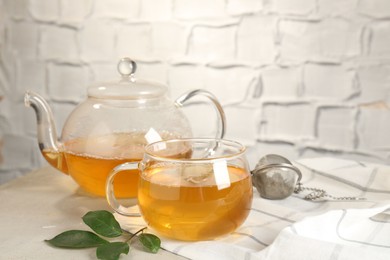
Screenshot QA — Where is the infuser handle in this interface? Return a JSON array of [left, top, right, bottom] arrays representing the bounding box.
[[175, 89, 226, 139], [106, 162, 141, 217]]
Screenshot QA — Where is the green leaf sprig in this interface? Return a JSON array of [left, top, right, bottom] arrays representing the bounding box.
[[45, 210, 161, 260]]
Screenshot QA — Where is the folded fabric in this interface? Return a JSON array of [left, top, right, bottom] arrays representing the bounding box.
[[115, 157, 390, 260]]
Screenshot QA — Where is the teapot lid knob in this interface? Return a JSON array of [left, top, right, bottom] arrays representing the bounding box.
[[117, 57, 137, 77], [88, 57, 167, 99]]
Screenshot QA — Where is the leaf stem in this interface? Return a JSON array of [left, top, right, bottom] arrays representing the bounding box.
[[121, 228, 134, 235], [126, 227, 147, 243]]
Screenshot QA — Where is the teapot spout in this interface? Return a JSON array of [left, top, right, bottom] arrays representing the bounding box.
[[24, 91, 68, 174]]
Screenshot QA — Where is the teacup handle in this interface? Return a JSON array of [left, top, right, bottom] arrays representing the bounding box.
[[106, 162, 141, 217], [175, 89, 226, 139]]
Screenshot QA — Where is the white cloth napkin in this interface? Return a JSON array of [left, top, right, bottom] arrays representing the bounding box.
[[254, 206, 390, 260], [115, 157, 390, 260]]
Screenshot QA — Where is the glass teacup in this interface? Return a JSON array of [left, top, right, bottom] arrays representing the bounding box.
[[105, 138, 253, 241]]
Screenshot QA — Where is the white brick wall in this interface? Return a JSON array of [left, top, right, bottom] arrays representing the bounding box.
[[303, 63, 357, 100], [316, 106, 357, 150], [48, 63, 89, 102], [1, 0, 390, 183], [357, 0, 390, 18], [269, 0, 316, 16], [237, 15, 277, 63]]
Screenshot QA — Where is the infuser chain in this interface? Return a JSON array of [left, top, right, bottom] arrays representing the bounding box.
[[294, 182, 366, 201]]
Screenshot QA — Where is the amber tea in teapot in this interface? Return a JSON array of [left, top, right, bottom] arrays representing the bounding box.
[[42, 131, 185, 198]]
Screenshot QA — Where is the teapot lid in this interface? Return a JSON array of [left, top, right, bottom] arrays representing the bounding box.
[[87, 58, 167, 100]]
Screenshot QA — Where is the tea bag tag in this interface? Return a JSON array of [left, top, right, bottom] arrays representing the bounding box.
[[145, 128, 163, 144], [213, 160, 231, 190]]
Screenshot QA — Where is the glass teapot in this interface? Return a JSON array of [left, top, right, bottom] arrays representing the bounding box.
[[24, 58, 226, 198]]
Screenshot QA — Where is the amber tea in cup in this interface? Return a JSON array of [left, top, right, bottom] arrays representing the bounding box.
[[106, 138, 253, 241]]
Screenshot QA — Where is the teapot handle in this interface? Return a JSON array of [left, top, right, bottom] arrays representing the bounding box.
[[175, 89, 226, 139], [105, 162, 141, 217]]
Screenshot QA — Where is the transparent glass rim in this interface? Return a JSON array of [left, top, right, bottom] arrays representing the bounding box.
[[144, 138, 246, 162]]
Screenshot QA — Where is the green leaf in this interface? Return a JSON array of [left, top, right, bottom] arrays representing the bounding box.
[[96, 242, 130, 260], [45, 230, 109, 248], [139, 233, 161, 254], [82, 210, 122, 238]]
